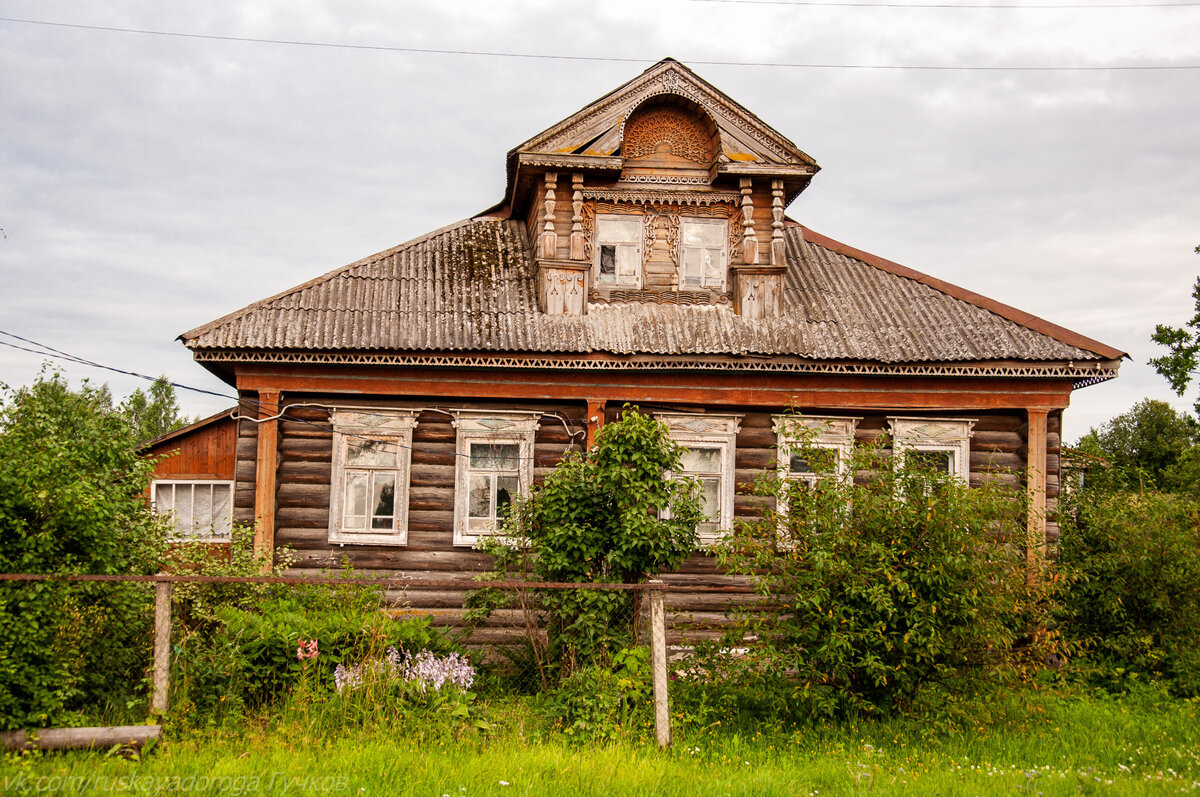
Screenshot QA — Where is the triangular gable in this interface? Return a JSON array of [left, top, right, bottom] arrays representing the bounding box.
[[511, 59, 818, 169]]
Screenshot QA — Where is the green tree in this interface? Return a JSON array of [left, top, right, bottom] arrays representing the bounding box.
[[470, 408, 703, 680], [120, 376, 190, 443], [1150, 254, 1200, 417], [0, 372, 165, 728], [1076, 399, 1199, 492]]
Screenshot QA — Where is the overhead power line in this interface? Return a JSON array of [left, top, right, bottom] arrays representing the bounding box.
[[1, 16, 1197, 71], [691, 0, 1200, 7]]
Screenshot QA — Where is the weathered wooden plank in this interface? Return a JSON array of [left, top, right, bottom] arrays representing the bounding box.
[[276, 506, 328, 527], [410, 464, 455, 487], [1, 726, 162, 752], [277, 483, 331, 508], [970, 451, 1022, 471], [278, 437, 332, 461], [409, 510, 454, 532], [278, 461, 331, 484], [409, 487, 454, 512]]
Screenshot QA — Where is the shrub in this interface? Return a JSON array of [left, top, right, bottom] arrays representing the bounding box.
[[707, 423, 1044, 720], [539, 646, 652, 741], [0, 373, 165, 729], [1056, 487, 1200, 696], [468, 408, 701, 684]]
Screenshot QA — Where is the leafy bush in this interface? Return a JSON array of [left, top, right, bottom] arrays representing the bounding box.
[[1056, 487, 1200, 696], [539, 646, 652, 741], [469, 408, 701, 683], [0, 373, 165, 729], [706, 423, 1045, 720]]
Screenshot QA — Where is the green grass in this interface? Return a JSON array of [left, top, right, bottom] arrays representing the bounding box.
[[4, 688, 1199, 795]]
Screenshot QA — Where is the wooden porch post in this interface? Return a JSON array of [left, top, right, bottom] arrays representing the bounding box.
[[648, 579, 671, 749], [586, 399, 607, 449], [1026, 408, 1049, 583], [254, 390, 280, 572]]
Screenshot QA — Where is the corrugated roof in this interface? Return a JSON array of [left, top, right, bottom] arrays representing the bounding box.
[[181, 218, 1110, 363]]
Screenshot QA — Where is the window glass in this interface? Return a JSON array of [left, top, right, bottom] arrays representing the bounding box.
[[454, 416, 538, 546], [154, 481, 234, 541], [595, 215, 642, 287], [679, 218, 727, 290]]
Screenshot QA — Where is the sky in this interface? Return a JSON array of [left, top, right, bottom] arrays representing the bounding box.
[[1, 0, 1198, 442]]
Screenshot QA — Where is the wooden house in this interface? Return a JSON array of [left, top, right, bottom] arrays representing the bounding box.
[[177, 59, 1123, 620]]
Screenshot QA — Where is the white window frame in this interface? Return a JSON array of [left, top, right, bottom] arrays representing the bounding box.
[[453, 412, 540, 547], [152, 480, 234, 542], [656, 413, 742, 546], [328, 410, 417, 546], [888, 417, 975, 484], [774, 415, 859, 487], [679, 216, 729, 291], [593, 214, 644, 289]]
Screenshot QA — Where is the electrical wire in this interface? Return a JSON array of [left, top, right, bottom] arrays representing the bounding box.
[[690, 0, 1200, 7], [1, 16, 1197, 70]]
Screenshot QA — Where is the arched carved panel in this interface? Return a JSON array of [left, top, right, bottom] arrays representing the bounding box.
[[622, 103, 717, 165]]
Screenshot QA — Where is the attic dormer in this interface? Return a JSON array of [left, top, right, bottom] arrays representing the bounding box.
[[500, 59, 819, 319]]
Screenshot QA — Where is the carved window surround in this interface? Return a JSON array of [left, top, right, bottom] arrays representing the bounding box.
[[774, 415, 859, 485], [657, 413, 742, 545], [888, 417, 976, 483], [328, 410, 418, 547], [452, 412, 540, 547]]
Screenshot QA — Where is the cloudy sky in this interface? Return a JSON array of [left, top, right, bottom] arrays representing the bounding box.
[[2, 0, 1198, 441]]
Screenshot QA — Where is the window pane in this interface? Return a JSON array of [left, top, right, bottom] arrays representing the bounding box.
[[212, 485, 232, 538], [470, 442, 519, 470], [702, 248, 724, 285], [346, 438, 395, 468], [681, 248, 703, 286], [156, 484, 174, 514], [599, 245, 617, 280], [597, 216, 641, 243], [909, 450, 954, 474], [681, 219, 724, 247], [468, 473, 492, 519], [790, 447, 836, 474], [175, 486, 194, 536], [344, 471, 368, 528], [616, 245, 640, 279], [680, 447, 722, 474], [496, 475, 518, 519], [371, 473, 396, 529], [194, 485, 213, 534], [700, 477, 721, 519]]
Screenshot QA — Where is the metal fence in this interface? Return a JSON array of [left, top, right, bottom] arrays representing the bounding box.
[[0, 572, 754, 748]]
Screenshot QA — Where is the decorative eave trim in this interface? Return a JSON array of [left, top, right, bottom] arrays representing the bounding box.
[[583, 188, 738, 206], [191, 348, 1120, 388], [516, 153, 623, 171]]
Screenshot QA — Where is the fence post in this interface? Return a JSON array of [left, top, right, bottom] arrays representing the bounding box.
[[152, 577, 172, 715], [648, 579, 671, 749]]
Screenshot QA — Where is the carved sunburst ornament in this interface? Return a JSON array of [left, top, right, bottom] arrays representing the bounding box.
[[622, 106, 715, 165]]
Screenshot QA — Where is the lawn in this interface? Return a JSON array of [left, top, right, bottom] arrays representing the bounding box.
[[3, 688, 1199, 795]]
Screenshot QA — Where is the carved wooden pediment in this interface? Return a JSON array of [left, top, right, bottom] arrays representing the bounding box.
[[512, 60, 818, 171]]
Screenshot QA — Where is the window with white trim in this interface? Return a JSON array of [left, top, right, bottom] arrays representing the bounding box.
[[328, 410, 416, 546], [594, 214, 643, 288], [679, 217, 728, 290], [453, 413, 540, 546], [774, 415, 858, 487], [152, 480, 233, 542], [888, 417, 975, 483], [657, 413, 741, 545]]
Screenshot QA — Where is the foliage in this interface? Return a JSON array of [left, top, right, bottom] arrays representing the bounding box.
[[1056, 485, 1200, 696], [119, 376, 191, 444], [0, 371, 166, 729], [539, 646, 652, 741], [469, 407, 702, 682], [707, 422, 1044, 720], [1076, 398, 1200, 493], [1150, 268, 1200, 418]]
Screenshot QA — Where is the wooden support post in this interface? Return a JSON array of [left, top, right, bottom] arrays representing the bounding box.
[[254, 390, 280, 571], [649, 579, 671, 750], [586, 399, 607, 449], [1026, 408, 1049, 583], [151, 578, 172, 715]]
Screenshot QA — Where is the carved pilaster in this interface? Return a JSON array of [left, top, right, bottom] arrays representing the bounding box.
[[569, 173, 585, 261], [540, 172, 558, 260], [770, 179, 786, 267], [740, 178, 758, 265]]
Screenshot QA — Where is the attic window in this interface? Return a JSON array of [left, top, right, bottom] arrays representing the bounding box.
[[594, 215, 643, 288], [679, 217, 727, 290]]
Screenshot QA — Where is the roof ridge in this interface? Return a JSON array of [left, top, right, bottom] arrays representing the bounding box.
[[796, 225, 1126, 362], [178, 218, 494, 344]]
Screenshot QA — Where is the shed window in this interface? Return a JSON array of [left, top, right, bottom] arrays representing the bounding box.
[[153, 480, 233, 542], [679, 217, 728, 290], [329, 411, 416, 546], [594, 215, 643, 288], [453, 413, 540, 547], [656, 413, 742, 545]]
